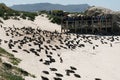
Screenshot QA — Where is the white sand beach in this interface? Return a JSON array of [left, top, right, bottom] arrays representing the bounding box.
[[0, 15, 120, 80]]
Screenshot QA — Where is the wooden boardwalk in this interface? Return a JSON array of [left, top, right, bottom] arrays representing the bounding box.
[[61, 15, 113, 34]]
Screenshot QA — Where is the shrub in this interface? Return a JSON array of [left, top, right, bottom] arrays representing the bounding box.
[[3, 16, 10, 20], [17, 68, 29, 76], [1, 72, 24, 80], [20, 15, 26, 19], [0, 47, 21, 65], [2, 63, 12, 70], [51, 16, 61, 24]]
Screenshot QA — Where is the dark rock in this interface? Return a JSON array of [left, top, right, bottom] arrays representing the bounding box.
[[50, 68, 57, 71], [41, 76, 49, 80], [65, 69, 75, 76], [70, 66, 77, 70], [53, 77, 62, 80], [95, 78, 102, 80], [42, 71, 49, 75], [74, 74, 81, 78], [44, 61, 50, 65], [23, 49, 30, 53], [55, 73, 63, 77], [12, 50, 18, 53], [39, 59, 43, 62]]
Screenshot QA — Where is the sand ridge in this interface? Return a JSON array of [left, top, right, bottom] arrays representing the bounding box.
[[0, 15, 120, 80]]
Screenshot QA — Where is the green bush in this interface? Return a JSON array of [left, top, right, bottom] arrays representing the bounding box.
[[14, 12, 21, 16], [0, 4, 37, 21], [3, 16, 10, 20], [0, 47, 35, 80], [13, 16, 20, 20], [2, 63, 12, 70], [1, 72, 24, 80], [51, 16, 61, 24], [0, 47, 21, 65], [0, 47, 11, 54], [51, 10, 64, 16], [0, 11, 4, 17], [20, 15, 26, 19], [10, 57, 21, 65], [16, 68, 29, 76]]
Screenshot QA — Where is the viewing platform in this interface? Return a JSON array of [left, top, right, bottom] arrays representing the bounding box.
[[61, 15, 114, 34]]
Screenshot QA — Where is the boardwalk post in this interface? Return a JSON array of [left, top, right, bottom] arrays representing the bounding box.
[[86, 20, 88, 33], [75, 20, 77, 33], [101, 16, 103, 32], [67, 21, 69, 32], [92, 17, 94, 33], [111, 16, 113, 33], [80, 18, 83, 33], [105, 16, 107, 33], [97, 16, 100, 32], [61, 24, 62, 33], [100, 17, 102, 32], [61, 17, 62, 33]]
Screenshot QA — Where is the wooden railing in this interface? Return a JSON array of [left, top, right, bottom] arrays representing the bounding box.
[[61, 18, 113, 33]]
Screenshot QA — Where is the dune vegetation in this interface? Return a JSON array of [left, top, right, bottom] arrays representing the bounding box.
[[0, 47, 35, 80]]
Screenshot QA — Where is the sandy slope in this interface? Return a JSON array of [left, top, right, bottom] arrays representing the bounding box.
[[0, 16, 120, 80], [0, 14, 61, 32]]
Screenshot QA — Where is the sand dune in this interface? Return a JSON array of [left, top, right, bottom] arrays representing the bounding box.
[[0, 14, 61, 32], [0, 15, 120, 80]]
